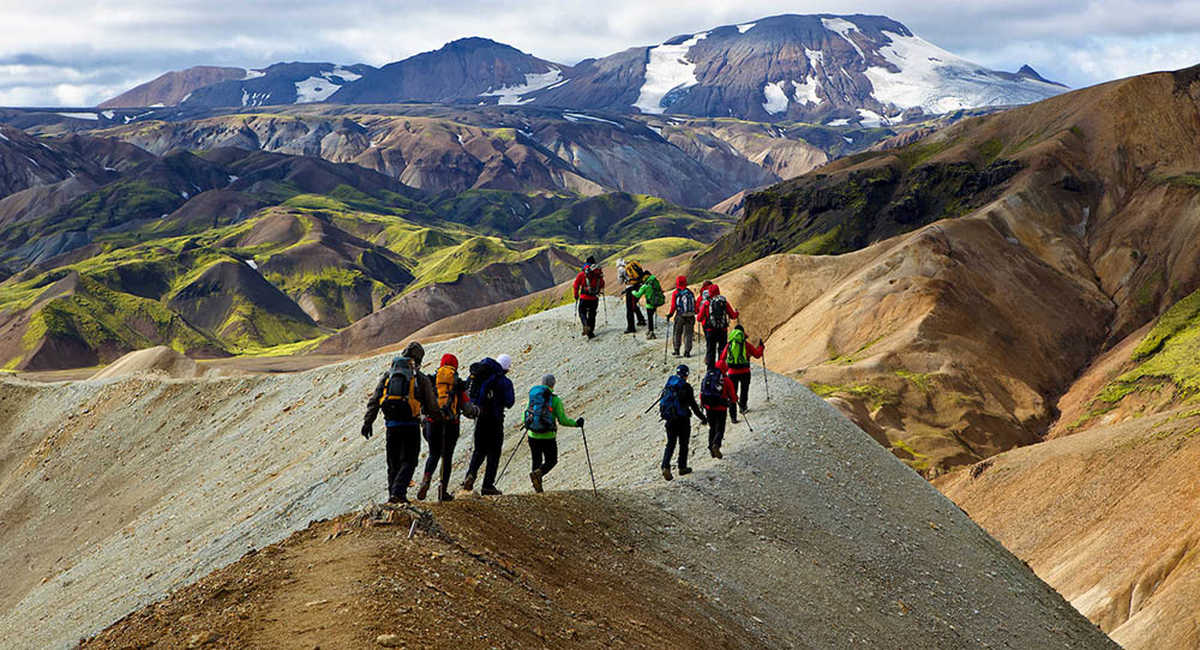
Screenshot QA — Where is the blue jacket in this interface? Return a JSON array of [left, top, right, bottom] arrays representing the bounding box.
[[478, 371, 515, 420]]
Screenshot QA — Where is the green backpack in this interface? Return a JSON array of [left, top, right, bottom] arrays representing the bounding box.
[[644, 275, 665, 308]]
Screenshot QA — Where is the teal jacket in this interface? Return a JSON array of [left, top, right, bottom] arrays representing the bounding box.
[[528, 389, 578, 440]]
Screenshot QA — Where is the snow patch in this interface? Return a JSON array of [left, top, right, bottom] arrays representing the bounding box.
[[479, 67, 563, 105], [856, 108, 889, 127], [821, 18, 866, 60], [863, 29, 1065, 114], [805, 48, 825, 70], [23, 155, 40, 167], [0, 132, 8, 142], [148, 103, 165, 108], [294, 76, 340, 103], [243, 69, 265, 80], [180, 191, 189, 199], [827, 118, 850, 127], [762, 81, 790, 115], [562, 112, 623, 127], [101, 111, 115, 119], [227, 175, 238, 184], [843, 136, 853, 143], [793, 78, 822, 105], [634, 31, 710, 114], [56, 112, 99, 120], [330, 67, 361, 82], [245, 259, 259, 270], [241, 89, 271, 107], [737, 22, 756, 33]]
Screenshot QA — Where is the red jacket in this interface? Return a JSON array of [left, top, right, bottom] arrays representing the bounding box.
[[573, 266, 605, 301], [703, 368, 738, 414], [718, 338, 764, 376], [697, 284, 738, 329], [666, 275, 694, 318]]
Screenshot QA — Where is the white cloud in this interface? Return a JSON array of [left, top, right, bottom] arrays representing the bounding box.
[[0, 0, 1198, 105]]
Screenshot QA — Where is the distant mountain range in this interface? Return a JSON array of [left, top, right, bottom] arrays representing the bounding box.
[[99, 14, 1066, 125]]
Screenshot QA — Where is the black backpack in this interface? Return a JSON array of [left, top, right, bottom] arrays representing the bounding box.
[[675, 288, 696, 315], [708, 295, 730, 330], [700, 367, 725, 408], [467, 358, 501, 407], [379, 357, 422, 420]]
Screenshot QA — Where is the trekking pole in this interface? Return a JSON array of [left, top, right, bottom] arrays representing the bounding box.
[[663, 315, 670, 364], [740, 410, 754, 433], [602, 293, 609, 326], [497, 428, 526, 483], [643, 395, 661, 415], [761, 351, 771, 402], [579, 424, 598, 496]]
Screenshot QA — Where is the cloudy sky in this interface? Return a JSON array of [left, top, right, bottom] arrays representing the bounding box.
[[2, 0, 1199, 106]]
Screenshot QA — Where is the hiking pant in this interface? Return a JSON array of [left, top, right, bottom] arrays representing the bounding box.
[[385, 421, 421, 500], [578, 299, 598, 334], [707, 409, 727, 450], [646, 306, 656, 334], [625, 290, 645, 330], [662, 418, 691, 470], [423, 419, 460, 487], [731, 373, 751, 410], [705, 327, 728, 368], [673, 314, 695, 355], [467, 416, 504, 489], [529, 436, 558, 476]]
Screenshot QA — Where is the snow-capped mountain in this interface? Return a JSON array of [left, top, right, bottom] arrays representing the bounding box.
[[98, 14, 1065, 124], [531, 14, 1066, 124]]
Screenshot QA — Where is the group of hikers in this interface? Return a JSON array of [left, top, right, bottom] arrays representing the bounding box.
[[361, 256, 765, 502]]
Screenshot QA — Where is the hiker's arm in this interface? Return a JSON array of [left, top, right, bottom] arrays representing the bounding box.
[[727, 303, 740, 320], [725, 378, 738, 421], [417, 375, 443, 423], [362, 375, 386, 435], [666, 290, 676, 317], [502, 378, 515, 409], [572, 273, 582, 299], [552, 395, 578, 428], [686, 385, 705, 420], [749, 340, 764, 357], [697, 301, 708, 323]]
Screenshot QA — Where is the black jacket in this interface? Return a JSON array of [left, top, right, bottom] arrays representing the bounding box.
[[363, 370, 441, 430], [672, 380, 706, 421]]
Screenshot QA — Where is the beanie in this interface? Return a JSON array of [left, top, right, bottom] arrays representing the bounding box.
[[497, 354, 512, 371], [440, 353, 458, 368], [542, 374, 556, 389]]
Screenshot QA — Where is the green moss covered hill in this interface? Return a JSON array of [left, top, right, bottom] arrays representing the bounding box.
[[0, 131, 731, 370]]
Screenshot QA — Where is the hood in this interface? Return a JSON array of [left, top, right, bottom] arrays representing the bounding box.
[[715, 358, 730, 373], [389, 356, 411, 373], [675, 275, 687, 289], [708, 284, 720, 297], [440, 353, 458, 368], [402, 341, 425, 367]]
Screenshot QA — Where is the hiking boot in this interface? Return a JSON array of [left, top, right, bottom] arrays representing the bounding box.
[[416, 472, 432, 501], [709, 446, 717, 458], [438, 484, 454, 502], [388, 494, 409, 504], [623, 328, 636, 334], [530, 470, 544, 493], [713, 447, 723, 459], [672, 351, 680, 357], [481, 485, 503, 496], [661, 467, 673, 481], [461, 472, 476, 492], [679, 466, 693, 476], [647, 331, 657, 340]]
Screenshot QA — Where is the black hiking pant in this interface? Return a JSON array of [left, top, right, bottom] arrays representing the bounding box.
[[646, 306, 657, 334], [707, 409, 727, 450], [625, 290, 645, 330], [466, 416, 504, 489], [731, 373, 751, 410], [529, 436, 558, 476], [705, 327, 728, 368], [672, 314, 695, 355], [662, 418, 691, 470], [578, 299, 598, 335], [423, 419, 460, 487], [385, 421, 421, 500]]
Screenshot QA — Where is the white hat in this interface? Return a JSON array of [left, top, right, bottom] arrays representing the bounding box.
[[497, 354, 512, 371]]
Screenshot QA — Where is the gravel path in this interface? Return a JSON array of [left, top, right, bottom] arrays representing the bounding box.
[[0, 299, 1114, 648]]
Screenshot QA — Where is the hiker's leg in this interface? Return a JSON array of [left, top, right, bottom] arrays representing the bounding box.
[[678, 422, 691, 470], [577, 299, 587, 329], [585, 300, 598, 332], [423, 420, 442, 476], [735, 374, 750, 410], [624, 291, 637, 331], [385, 426, 403, 500], [466, 420, 487, 478], [661, 424, 677, 469], [392, 422, 421, 500], [541, 439, 558, 476], [481, 419, 502, 488], [705, 330, 718, 367], [706, 410, 717, 449], [682, 315, 695, 356], [646, 307, 655, 334], [714, 409, 727, 449], [529, 437, 545, 473], [672, 316, 682, 354], [440, 420, 459, 487]]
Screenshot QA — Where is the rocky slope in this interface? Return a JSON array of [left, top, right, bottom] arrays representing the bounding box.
[[685, 64, 1200, 478], [99, 66, 248, 109], [0, 304, 1114, 649]]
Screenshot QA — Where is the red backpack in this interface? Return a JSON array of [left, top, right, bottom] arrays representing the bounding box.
[[581, 264, 602, 297]]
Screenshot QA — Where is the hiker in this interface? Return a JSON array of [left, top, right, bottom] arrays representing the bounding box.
[[666, 275, 696, 357], [620, 258, 647, 333], [417, 354, 478, 502], [572, 256, 605, 339], [697, 280, 713, 352], [522, 374, 584, 493], [701, 362, 738, 458], [461, 353, 515, 496], [697, 283, 738, 368], [657, 364, 707, 481], [719, 325, 765, 412], [361, 342, 441, 504], [632, 268, 665, 340]]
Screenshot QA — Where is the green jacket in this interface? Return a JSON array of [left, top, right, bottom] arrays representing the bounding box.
[[632, 274, 664, 307], [528, 391, 578, 440]]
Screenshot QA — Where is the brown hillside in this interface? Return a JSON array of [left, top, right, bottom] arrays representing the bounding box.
[[98, 66, 247, 108]]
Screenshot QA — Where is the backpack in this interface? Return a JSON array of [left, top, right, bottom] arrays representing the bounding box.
[[435, 365, 459, 416], [580, 264, 603, 297], [625, 260, 645, 285], [700, 367, 726, 407], [523, 385, 557, 433], [726, 332, 749, 367], [659, 375, 689, 420], [643, 275, 665, 308], [674, 287, 696, 315], [467, 358, 500, 407], [708, 295, 730, 330], [379, 357, 422, 420]]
